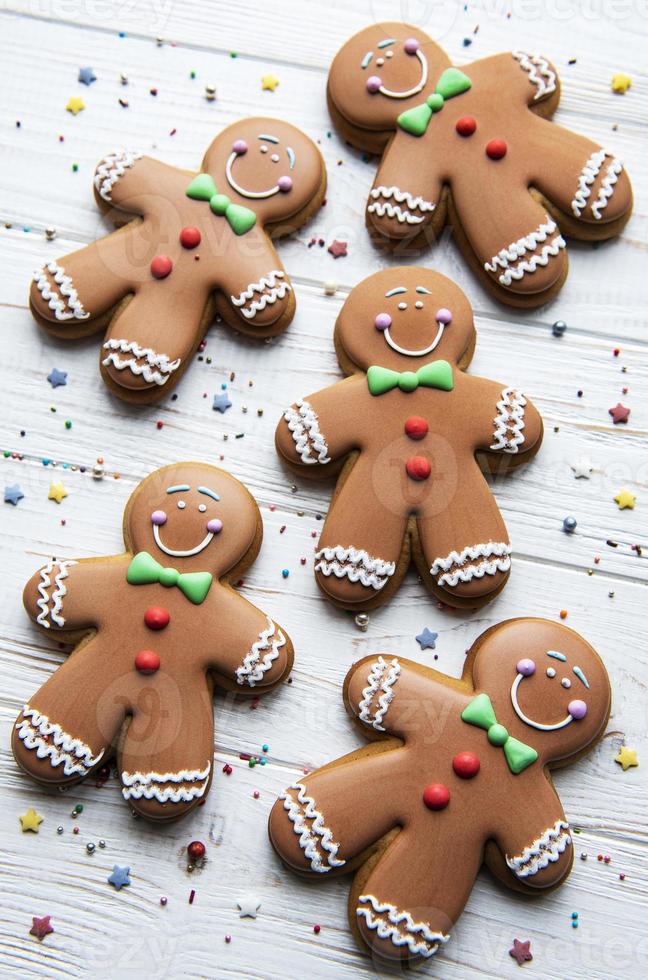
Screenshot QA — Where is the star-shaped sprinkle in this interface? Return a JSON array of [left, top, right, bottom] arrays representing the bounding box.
[[609, 402, 630, 424], [415, 627, 438, 650], [29, 915, 54, 941], [237, 895, 261, 918], [213, 392, 232, 413], [614, 489, 636, 510], [78, 66, 96, 85], [47, 368, 68, 388], [615, 746, 638, 771], [261, 74, 279, 91], [327, 239, 348, 258], [571, 455, 593, 479], [611, 73, 632, 93], [509, 938, 533, 965], [48, 481, 68, 504], [66, 96, 85, 115], [4, 484, 24, 505], [108, 865, 131, 890], [20, 808, 43, 832]]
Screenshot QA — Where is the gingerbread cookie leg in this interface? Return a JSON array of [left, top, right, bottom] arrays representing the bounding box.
[[492, 786, 573, 892], [216, 236, 295, 337]]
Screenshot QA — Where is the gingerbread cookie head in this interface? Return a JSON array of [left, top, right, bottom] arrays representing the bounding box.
[[335, 266, 475, 373], [125, 463, 258, 578], [328, 23, 449, 141], [470, 619, 610, 765], [201, 118, 324, 227]]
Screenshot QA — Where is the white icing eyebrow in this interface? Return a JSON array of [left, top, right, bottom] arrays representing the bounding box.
[[573, 666, 590, 689], [286, 146, 296, 169], [416, 286, 432, 294], [547, 650, 567, 662], [198, 486, 220, 501], [378, 38, 396, 49], [385, 287, 407, 297], [258, 134, 279, 144], [167, 484, 190, 493]]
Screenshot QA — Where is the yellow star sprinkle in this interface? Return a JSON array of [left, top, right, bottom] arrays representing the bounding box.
[[19, 807, 43, 832], [615, 746, 638, 771], [611, 73, 632, 94], [66, 96, 86, 115], [48, 481, 68, 504], [261, 74, 279, 92], [614, 489, 636, 510]]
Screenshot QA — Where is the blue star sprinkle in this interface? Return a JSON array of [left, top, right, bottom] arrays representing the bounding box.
[[107, 865, 131, 890], [78, 66, 97, 85], [47, 368, 68, 388], [415, 627, 438, 650], [4, 484, 24, 506], [213, 392, 232, 413]]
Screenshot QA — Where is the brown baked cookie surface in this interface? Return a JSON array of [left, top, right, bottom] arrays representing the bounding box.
[[269, 618, 611, 964], [30, 119, 326, 403], [13, 462, 293, 822], [276, 267, 543, 611], [327, 24, 632, 307]]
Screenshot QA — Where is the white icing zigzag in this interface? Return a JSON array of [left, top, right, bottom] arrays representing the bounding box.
[[236, 616, 286, 687], [279, 782, 346, 874], [16, 704, 104, 777], [497, 236, 565, 286], [121, 762, 211, 804], [512, 51, 557, 100], [490, 388, 527, 454], [315, 546, 396, 591], [484, 216, 566, 287], [36, 559, 77, 628], [571, 150, 623, 220], [592, 158, 624, 220], [358, 657, 401, 731], [356, 895, 450, 958], [102, 339, 181, 386], [33, 261, 90, 321], [284, 399, 331, 465], [230, 270, 292, 320], [94, 150, 143, 201], [506, 820, 571, 878], [368, 186, 435, 225], [430, 542, 512, 588]]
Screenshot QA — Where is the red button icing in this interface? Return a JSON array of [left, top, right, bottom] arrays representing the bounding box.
[[452, 751, 480, 779], [406, 456, 431, 481], [144, 607, 170, 630], [423, 783, 450, 811], [135, 649, 161, 674], [180, 226, 201, 249], [151, 254, 173, 279], [456, 116, 476, 137], [404, 416, 429, 440], [486, 139, 507, 160]]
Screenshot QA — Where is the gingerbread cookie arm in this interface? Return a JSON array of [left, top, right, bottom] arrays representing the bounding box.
[[23, 558, 113, 632], [206, 589, 292, 691], [345, 656, 440, 737], [213, 228, 295, 332], [368, 131, 443, 241], [469, 376, 543, 460], [276, 380, 360, 472], [269, 748, 406, 876], [93, 153, 178, 215]]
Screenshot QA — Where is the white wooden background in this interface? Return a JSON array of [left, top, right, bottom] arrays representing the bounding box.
[[0, 1, 646, 978]]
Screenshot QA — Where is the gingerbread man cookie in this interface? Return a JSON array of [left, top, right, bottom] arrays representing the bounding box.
[[327, 23, 633, 307], [276, 268, 543, 610], [269, 618, 611, 963], [13, 463, 293, 821], [30, 119, 326, 402]]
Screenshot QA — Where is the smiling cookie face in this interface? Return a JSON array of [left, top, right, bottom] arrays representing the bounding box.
[[126, 463, 259, 576], [471, 619, 611, 764], [202, 117, 324, 226], [335, 267, 475, 373]]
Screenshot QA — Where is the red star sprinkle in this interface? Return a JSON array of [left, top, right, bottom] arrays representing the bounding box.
[[609, 402, 630, 424], [509, 938, 533, 965], [30, 915, 54, 941], [327, 239, 348, 258]]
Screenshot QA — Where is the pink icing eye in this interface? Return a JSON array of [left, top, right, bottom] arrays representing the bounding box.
[[404, 38, 420, 55], [517, 658, 535, 676], [207, 518, 223, 534], [232, 139, 248, 155], [568, 699, 588, 720], [366, 75, 382, 94], [277, 175, 293, 192], [375, 313, 392, 331], [151, 510, 167, 526], [436, 308, 453, 325]]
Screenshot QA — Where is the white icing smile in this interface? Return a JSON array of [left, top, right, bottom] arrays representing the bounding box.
[[383, 319, 446, 357], [226, 152, 282, 199], [510, 672, 574, 732], [153, 523, 215, 558], [380, 49, 428, 99]]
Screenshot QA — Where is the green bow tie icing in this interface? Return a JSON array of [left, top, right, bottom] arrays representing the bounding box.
[[397, 67, 472, 137], [367, 360, 454, 396], [461, 693, 538, 774], [127, 551, 213, 605], [186, 174, 257, 236]]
